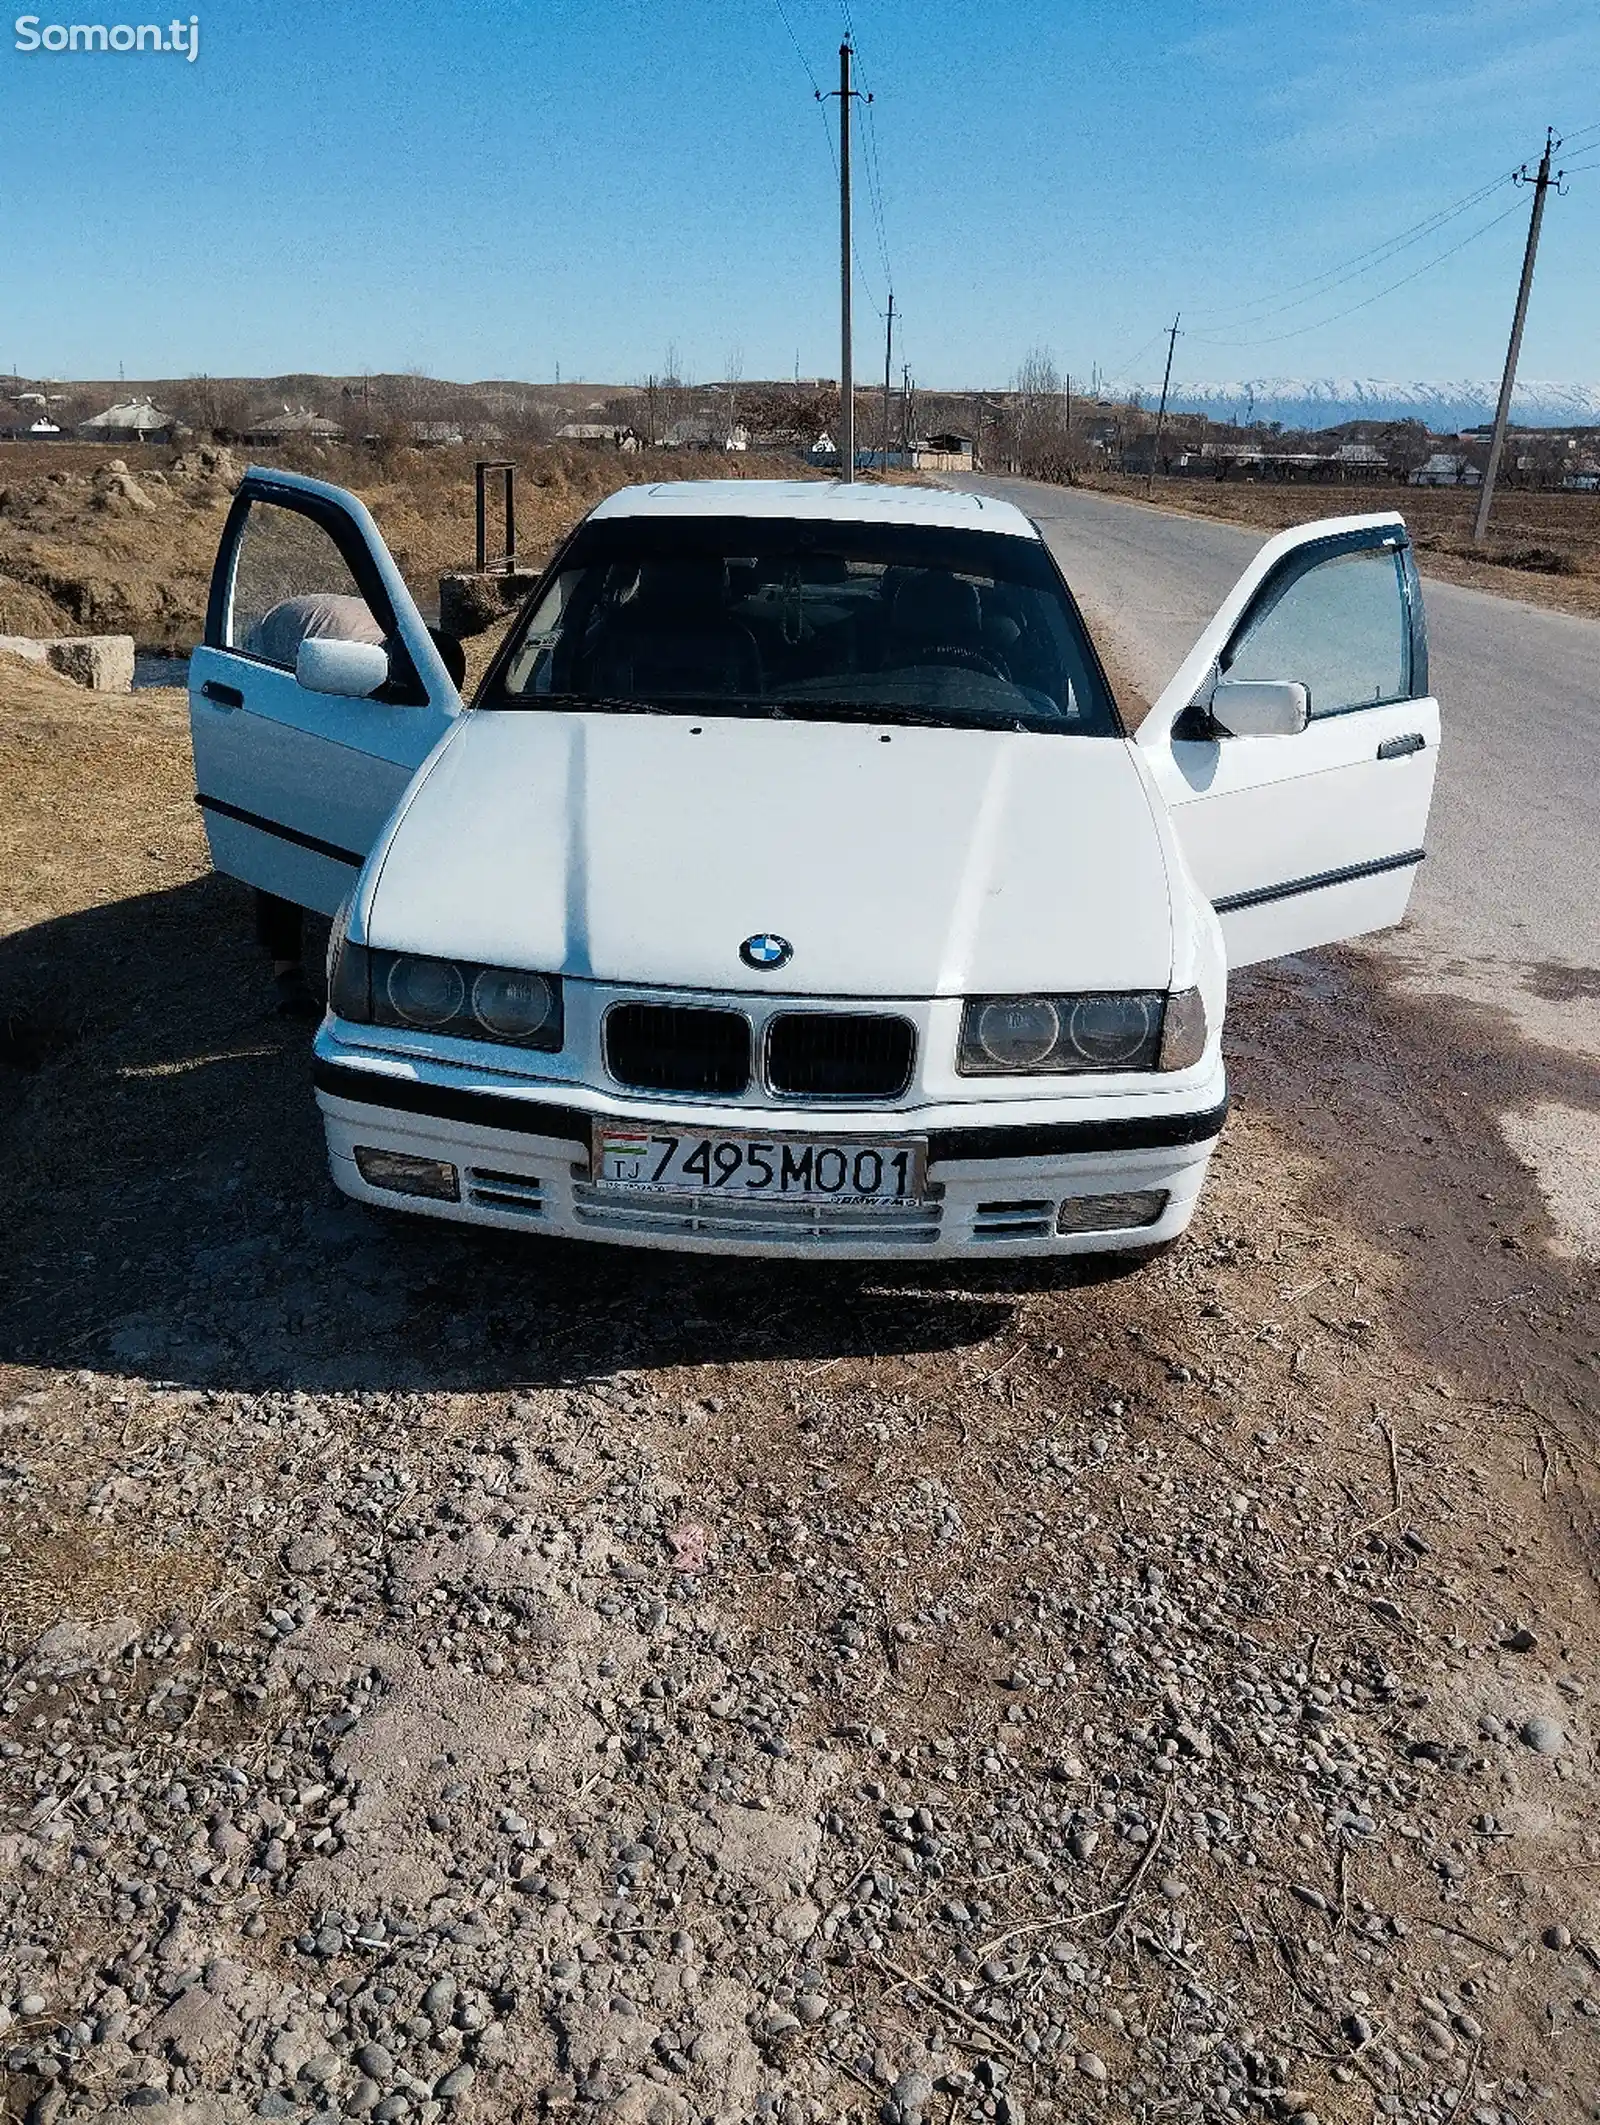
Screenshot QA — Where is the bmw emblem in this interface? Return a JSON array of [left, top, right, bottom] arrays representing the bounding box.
[[740, 932, 793, 970]]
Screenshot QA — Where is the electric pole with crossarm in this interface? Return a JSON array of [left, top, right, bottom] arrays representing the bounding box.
[[1145, 315, 1180, 495], [819, 43, 871, 482], [881, 289, 895, 476], [1474, 129, 1563, 545]]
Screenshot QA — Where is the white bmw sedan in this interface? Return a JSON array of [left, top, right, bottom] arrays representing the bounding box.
[[188, 473, 1438, 1260]]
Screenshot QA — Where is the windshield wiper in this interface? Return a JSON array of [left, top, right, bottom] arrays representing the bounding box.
[[774, 698, 1044, 733], [763, 698, 954, 729], [493, 690, 684, 715]]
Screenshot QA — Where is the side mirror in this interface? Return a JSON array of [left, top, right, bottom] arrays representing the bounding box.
[[296, 636, 391, 699], [1210, 677, 1309, 737]]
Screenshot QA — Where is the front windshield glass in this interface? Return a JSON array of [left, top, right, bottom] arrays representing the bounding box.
[[489, 516, 1121, 736]]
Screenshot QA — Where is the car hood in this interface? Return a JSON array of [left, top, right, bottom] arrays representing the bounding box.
[[364, 710, 1176, 996]]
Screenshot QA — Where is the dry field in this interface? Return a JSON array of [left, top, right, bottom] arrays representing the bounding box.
[[1082, 474, 1600, 621], [1, 463, 1599, 2124], [0, 442, 820, 651]]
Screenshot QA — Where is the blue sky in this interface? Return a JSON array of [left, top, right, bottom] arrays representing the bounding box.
[[4, 0, 1598, 390]]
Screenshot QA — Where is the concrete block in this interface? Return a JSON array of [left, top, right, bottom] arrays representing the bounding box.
[[47, 636, 136, 692], [0, 633, 135, 692]]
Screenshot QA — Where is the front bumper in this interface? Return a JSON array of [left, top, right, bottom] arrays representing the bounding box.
[[312, 1043, 1228, 1261]]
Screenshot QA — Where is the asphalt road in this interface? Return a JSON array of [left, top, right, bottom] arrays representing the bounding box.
[[953, 474, 1600, 1255], [958, 474, 1600, 1024]]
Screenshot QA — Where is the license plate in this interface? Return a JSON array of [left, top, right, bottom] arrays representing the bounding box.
[[592, 1125, 926, 1207]]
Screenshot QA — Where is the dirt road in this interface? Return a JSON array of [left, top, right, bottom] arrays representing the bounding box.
[[2, 507, 1599, 2124]]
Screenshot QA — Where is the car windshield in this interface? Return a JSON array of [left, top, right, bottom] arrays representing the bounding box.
[[487, 515, 1122, 735]]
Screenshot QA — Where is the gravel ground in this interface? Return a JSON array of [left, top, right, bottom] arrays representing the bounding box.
[[3, 679, 1600, 2125]]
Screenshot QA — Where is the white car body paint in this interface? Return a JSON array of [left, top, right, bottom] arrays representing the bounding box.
[[360, 712, 1178, 997], [188, 477, 1439, 1261]]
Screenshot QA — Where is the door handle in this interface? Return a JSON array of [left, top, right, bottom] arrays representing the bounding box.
[[1377, 731, 1425, 761], [201, 680, 243, 709]]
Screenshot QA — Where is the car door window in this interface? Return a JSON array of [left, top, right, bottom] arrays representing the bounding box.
[[228, 500, 387, 670], [1222, 545, 1408, 719]]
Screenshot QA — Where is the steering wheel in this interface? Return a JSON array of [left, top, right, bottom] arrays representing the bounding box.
[[919, 643, 1008, 680]]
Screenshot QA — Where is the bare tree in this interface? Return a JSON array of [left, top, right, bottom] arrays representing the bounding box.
[[1005, 347, 1075, 482]]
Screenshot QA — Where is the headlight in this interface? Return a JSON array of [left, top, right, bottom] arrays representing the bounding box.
[[958, 992, 1181, 1075], [328, 943, 563, 1051], [971, 998, 1061, 1069], [387, 955, 466, 1028], [471, 967, 558, 1041]]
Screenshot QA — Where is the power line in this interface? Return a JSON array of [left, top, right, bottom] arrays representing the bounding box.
[[861, 94, 895, 293], [1098, 326, 1170, 386], [769, 0, 822, 94], [1187, 196, 1528, 349], [1186, 170, 1515, 327], [832, 14, 894, 306], [769, 1, 888, 320]]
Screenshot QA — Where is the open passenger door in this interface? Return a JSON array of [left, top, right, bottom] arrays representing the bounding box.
[[188, 469, 462, 915], [1135, 512, 1438, 969]]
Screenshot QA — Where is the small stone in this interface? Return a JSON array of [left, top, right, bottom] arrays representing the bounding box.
[[356, 2042, 396, 2080], [1542, 1924, 1573, 1950], [796, 1994, 828, 2026], [1521, 1716, 1565, 1755], [1068, 1829, 1099, 1862], [421, 1977, 457, 2022], [761, 2010, 801, 2039], [19, 1995, 46, 2017], [303, 2053, 342, 2086], [1502, 1626, 1538, 1653], [435, 2064, 474, 2099], [892, 2069, 933, 2112], [1076, 2054, 1108, 2082]]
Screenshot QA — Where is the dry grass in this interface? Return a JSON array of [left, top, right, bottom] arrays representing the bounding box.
[[0, 440, 826, 649], [0, 655, 202, 940], [1081, 470, 1600, 618]]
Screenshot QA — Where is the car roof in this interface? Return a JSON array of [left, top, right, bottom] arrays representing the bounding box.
[[586, 479, 1040, 539]]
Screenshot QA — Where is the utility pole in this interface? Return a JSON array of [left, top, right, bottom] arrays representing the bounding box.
[[819, 42, 869, 482], [1146, 315, 1179, 495], [1475, 129, 1562, 545], [881, 290, 895, 476]]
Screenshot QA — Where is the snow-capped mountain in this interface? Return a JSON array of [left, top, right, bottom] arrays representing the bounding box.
[[1116, 377, 1600, 431]]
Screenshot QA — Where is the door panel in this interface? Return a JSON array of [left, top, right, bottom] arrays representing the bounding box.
[[1137, 512, 1439, 968], [188, 471, 460, 914]]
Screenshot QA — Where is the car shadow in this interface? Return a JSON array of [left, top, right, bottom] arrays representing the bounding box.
[[0, 878, 1133, 1395]]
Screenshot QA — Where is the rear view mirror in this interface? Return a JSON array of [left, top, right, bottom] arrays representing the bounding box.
[[296, 636, 391, 699], [1210, 678, 1309, 737]]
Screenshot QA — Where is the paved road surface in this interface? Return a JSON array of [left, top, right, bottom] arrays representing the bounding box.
[[958, 474, 1600, 1007], [955, 473, 1600, 1247]]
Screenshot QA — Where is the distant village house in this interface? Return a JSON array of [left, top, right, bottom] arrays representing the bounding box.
[[555, 422, 642, 451], [76, 397, 186, 444], [242, 405, 346, 444]]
